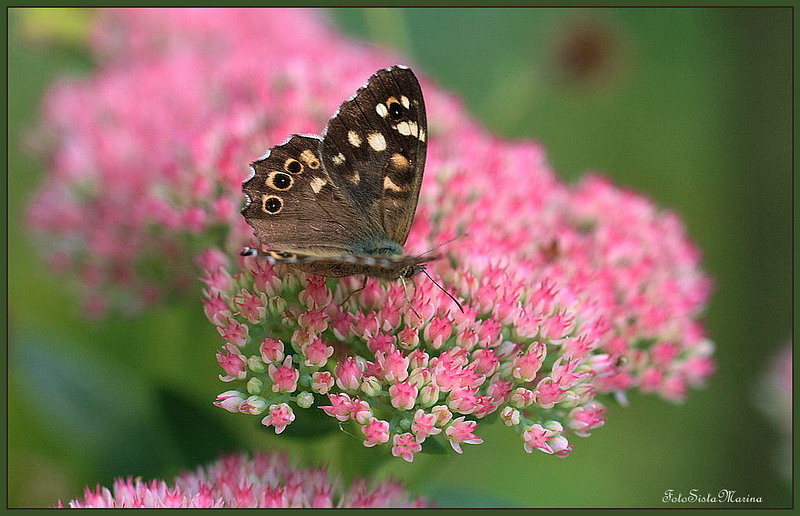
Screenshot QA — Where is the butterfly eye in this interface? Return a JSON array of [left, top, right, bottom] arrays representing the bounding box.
[[284, 159, 303, 174], [388, 102, 405, 121], [261, 195, 283, 215]]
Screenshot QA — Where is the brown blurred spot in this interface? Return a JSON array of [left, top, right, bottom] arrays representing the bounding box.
[[539, 238, 561, 263], [552, 18, 625, 87]]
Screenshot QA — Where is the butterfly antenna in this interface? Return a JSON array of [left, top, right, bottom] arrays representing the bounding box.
[[422, 269, 464, 313], [416, 233, 469, 258]]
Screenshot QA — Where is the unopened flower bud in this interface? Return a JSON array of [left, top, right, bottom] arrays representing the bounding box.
[[296, 391, 314, 409], [247, 377, 263, 395], [360, 376, 381, 397]]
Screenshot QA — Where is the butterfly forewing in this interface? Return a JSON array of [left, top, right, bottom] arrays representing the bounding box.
[[242, 135, 372, 253], [321, 66, 427, 245]]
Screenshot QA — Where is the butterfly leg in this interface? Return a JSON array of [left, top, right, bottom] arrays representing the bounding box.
[[399, 276, 422, 320], [339, 276, 369, 308]]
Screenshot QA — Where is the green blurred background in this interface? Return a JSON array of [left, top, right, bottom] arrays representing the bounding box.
[[7, 8, 792, 508]]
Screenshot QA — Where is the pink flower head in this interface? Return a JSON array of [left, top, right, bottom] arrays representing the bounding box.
[[217, 345, 247, 381], [60, 451, 428, 507], [259, 337, 285, 364], [424, 317, 453, 349], [512, 342, 546, 382], [233, 289, 266, 324], [549, 435, 574, 458], [389, 381, 418, 411], [398, 326, 420, 349], [362, 418, 391, 447], [444, 417, 483, 454], [391, 433, 422, 463], [298, 275, 333, 308], [217, 317, 249, 347], [349, 398, 373, 425], [268, 356, 299, 393], [319, 393, 353, 422], [522, 424, 555, 454], [303, 337, 334, 368], [311, 371, 335, 394], [533, 378, 567, 409], [568, 402, 607, 437], [411, 409, 442, 441], [447, 386, 480, 415], [203, 292, 232, 326], [378, 349, 410, 382], [335, 356, 364, 391], [262, 403, 295, 434], [298, 309, 329, 334]]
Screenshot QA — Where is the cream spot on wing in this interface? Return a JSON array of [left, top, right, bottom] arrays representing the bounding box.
[[418, 128, 426, 142], [351, 171, 361, 184], [390, 153, 409, 169], [331, 153, 345, 165], [309, 176, 327, 194], [300, 150, 320, 169], [367, 132, 387, 151], [395, 121, 418, 137], [376, 103, 389, 118], [348, 131, 362, 147], [400, 95, 410, 109], [383, 176, 403, 191]]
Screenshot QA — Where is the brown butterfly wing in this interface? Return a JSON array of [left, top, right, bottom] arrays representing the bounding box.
[[241, 135, 375, 254], [320, 66, 427, 246]]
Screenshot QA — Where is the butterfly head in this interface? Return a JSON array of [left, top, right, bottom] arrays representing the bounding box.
[[400, 263, 426, 279]]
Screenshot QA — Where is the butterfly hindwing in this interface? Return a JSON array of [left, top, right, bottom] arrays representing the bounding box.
[[241, 135, 373, 254], [321, 66, 427, 245]]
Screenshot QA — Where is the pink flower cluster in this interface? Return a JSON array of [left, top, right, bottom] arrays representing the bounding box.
[[204, 115, 715, 462], [28, 8, 418, 315], [28, 8, 715, 460], [57, 452, 427, 508]]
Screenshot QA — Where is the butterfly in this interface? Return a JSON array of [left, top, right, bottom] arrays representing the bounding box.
[[241, 65, 435, 280]]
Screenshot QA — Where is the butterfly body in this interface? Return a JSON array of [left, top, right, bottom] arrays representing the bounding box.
[[241, 66, 432, 280]]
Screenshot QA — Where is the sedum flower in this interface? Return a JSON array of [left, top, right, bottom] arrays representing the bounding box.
[[262, 403, 295, 434], [28, 8, 716, 459], [202, 144, 715, 460], [57, 451, 428, 508], [392, 433, 423, 463]]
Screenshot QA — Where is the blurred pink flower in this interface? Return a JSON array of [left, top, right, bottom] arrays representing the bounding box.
[[57, 451, 428, 508], [756, 343, 792, 483], [29, 8, 715, 459]]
